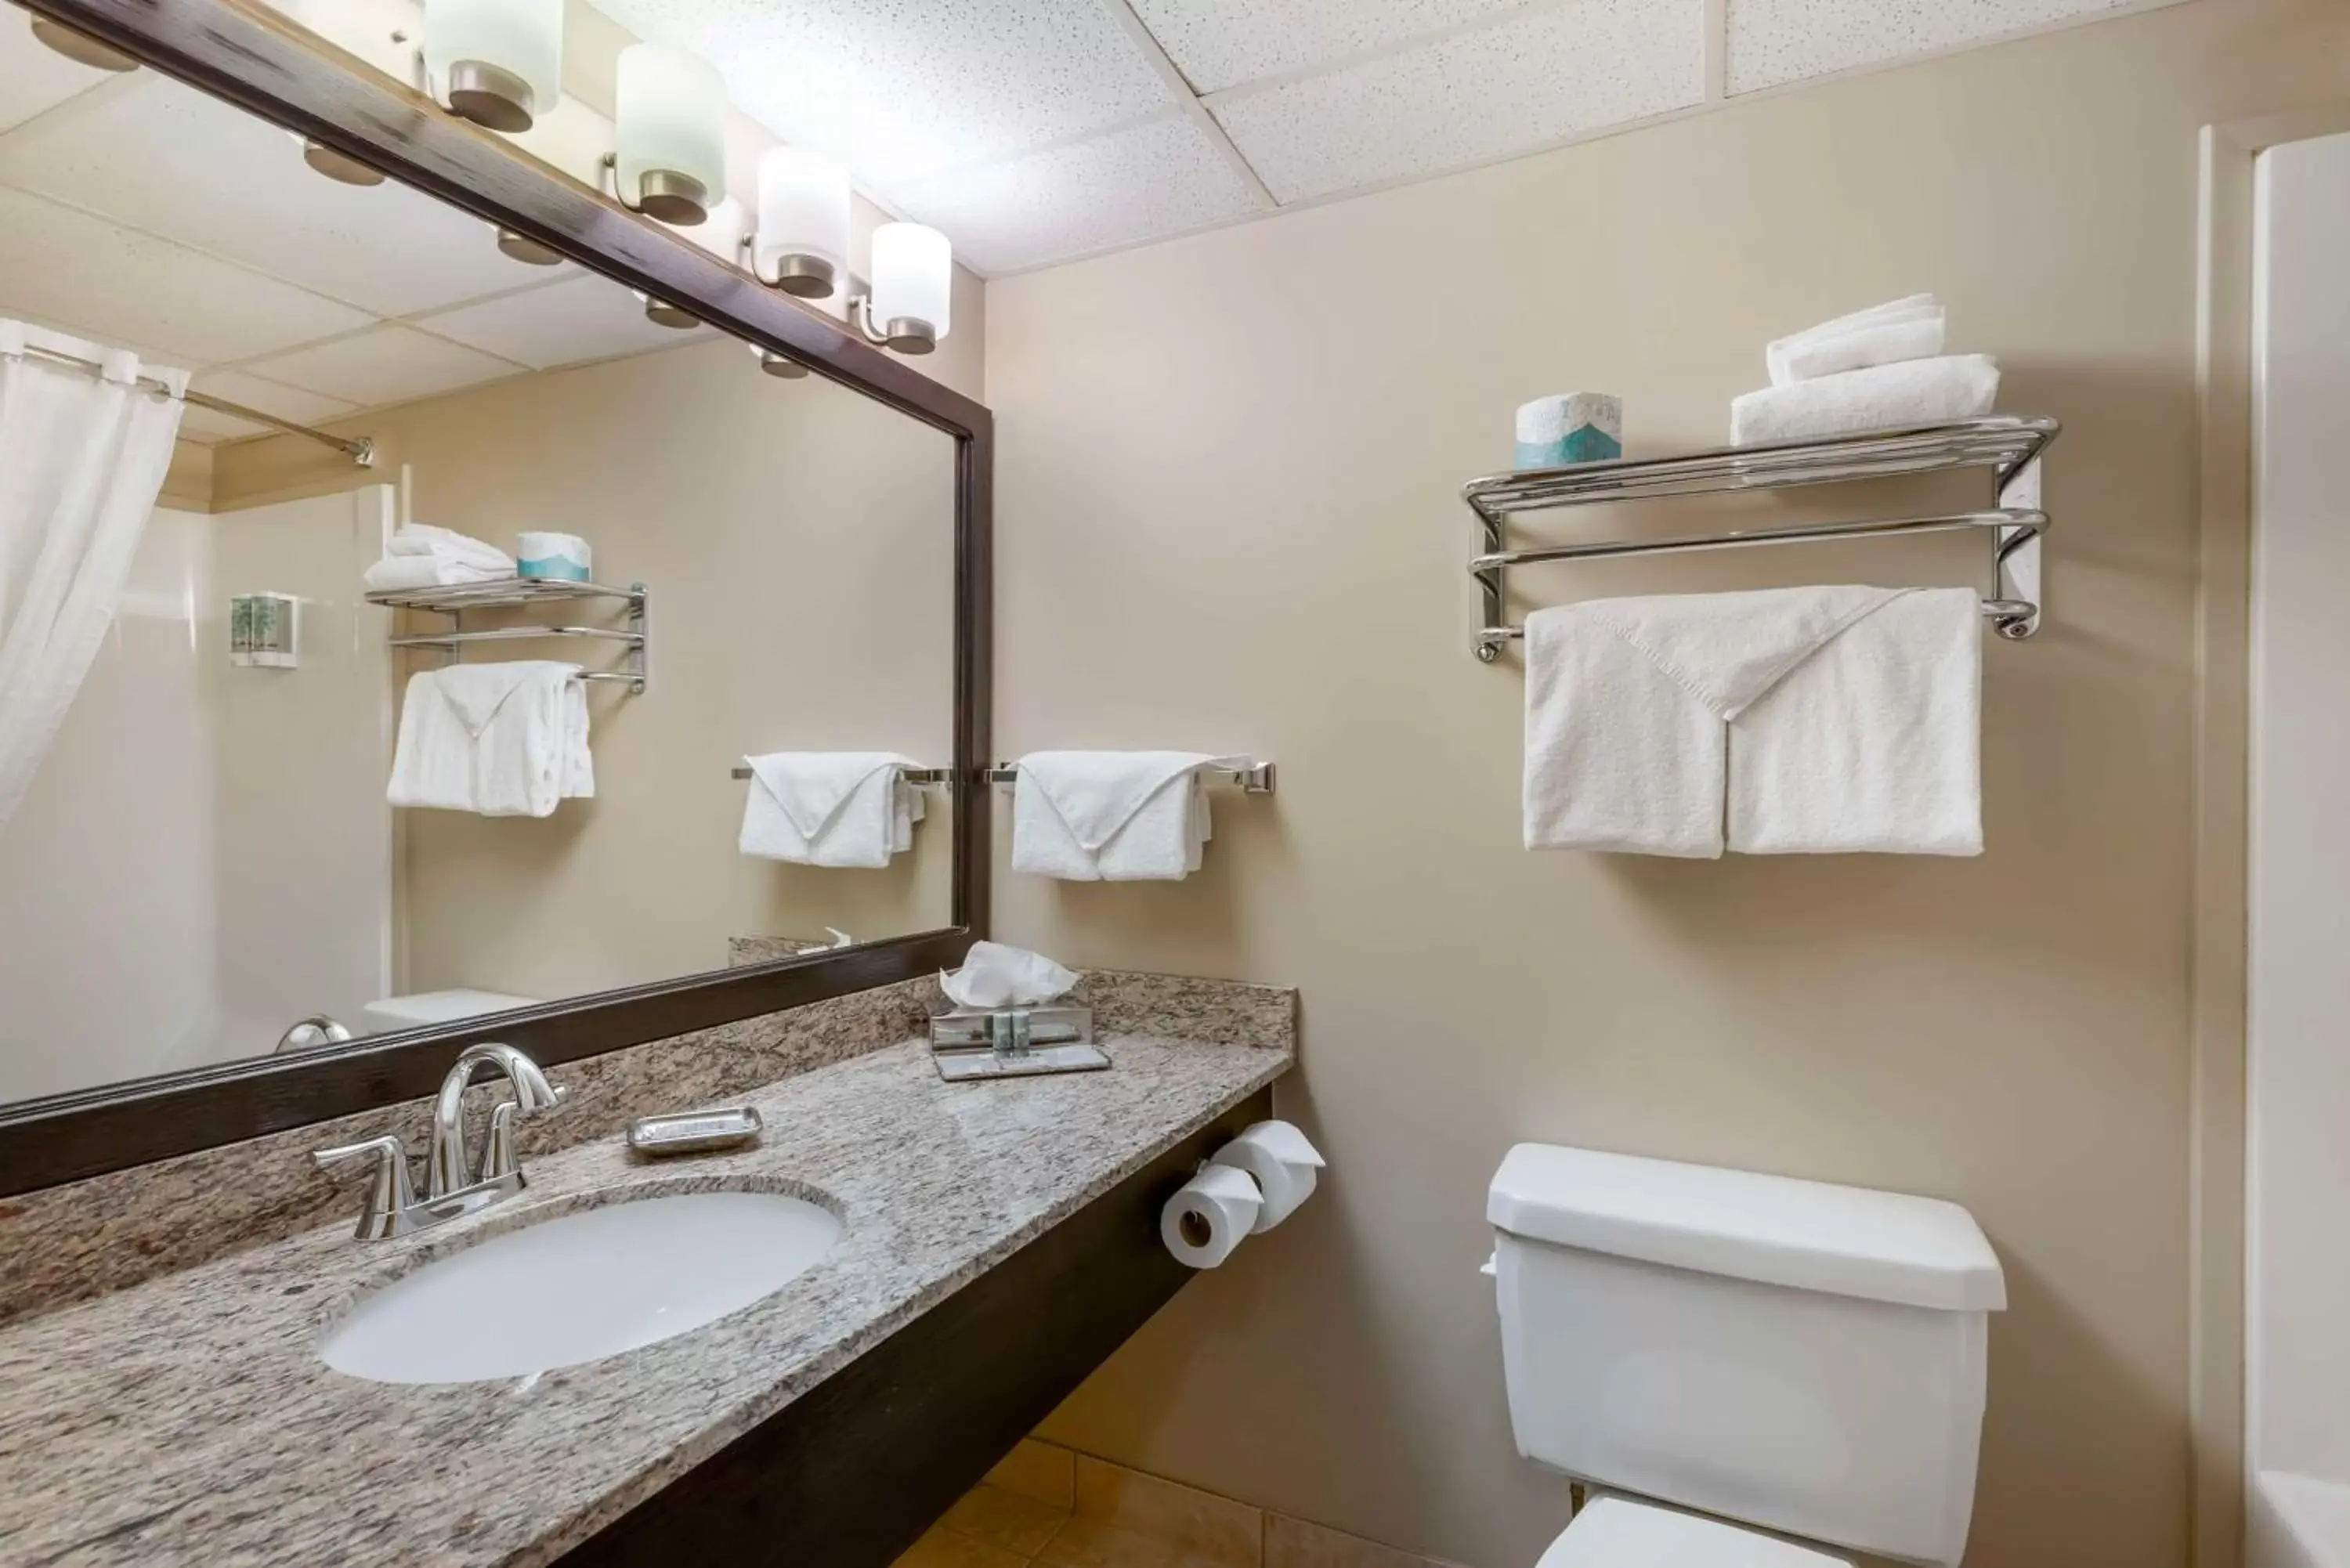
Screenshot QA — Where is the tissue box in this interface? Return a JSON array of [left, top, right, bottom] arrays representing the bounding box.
[[1515, 392, 1622, 468], [929, 1004, 1106, 1082]]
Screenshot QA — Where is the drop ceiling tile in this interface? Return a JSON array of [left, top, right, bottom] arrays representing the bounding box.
[[1726, 0, 2146, 94], [1126, 0, 1524, 96], [191, 370, 362, 426], [1210, 0, 1707, 204], [0, 75, 544, 316], [891, 114, 1264, 274], [0, 6, 118, 133], [588, 0, 1177, 187], [413, 274, 710, 370], [238, 325, 520, 407], [0, 186, 374, 365]]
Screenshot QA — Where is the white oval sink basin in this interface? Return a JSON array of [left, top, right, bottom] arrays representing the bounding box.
[[320, 1189, 841, 1385]]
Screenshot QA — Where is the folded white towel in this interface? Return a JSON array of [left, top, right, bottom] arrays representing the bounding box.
[[1525, 588, 1898, 857], [363, 555, 514, 592], [739, 752, 924, 869], [1011, 751, 1240, 881], [386, 523, 514, 571], [1729, 587, 1980, 854], [387, 661, 588, 817], [1766, 294, 1946, 386], [1731, 354, 1999, 446]]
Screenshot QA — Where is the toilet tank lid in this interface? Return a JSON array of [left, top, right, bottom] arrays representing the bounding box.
[[1488, 1144, 2006, 1313]]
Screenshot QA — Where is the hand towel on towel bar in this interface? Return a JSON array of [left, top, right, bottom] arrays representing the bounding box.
[[1012, 751, 1243, 880], [738, 753, 924, 869], [1730, 354, 1999, 446], [1523, 587, 1981, 857], [387, 661, 591, 817], [1765, 294, 1947, 386]]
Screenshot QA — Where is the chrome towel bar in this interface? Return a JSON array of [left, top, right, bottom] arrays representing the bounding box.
[[729, 765, 955, 786], [721, 761, 1278, 795]]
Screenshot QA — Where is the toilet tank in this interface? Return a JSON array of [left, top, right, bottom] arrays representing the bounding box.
[[1488, 1144, 2005, 1567]]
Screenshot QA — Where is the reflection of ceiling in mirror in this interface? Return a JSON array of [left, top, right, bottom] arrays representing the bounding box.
[[0, 13, 721, 444]]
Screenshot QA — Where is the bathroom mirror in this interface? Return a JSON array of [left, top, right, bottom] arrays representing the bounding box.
[[0, 0, 990, 1190]]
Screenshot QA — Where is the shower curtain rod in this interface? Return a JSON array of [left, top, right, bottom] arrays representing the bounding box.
[[16, 341, 375, 468]]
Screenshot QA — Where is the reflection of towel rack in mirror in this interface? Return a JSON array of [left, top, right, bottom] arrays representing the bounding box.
[[729, 765, 956, 786], [1458, 416, 2058, 662], [370, 578, 649, 693]]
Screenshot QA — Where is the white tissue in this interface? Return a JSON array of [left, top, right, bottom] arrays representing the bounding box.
[[1161, 1164, 1263, 1269], [939, 941, 1079, 1010], [1206, 1120, 1326, 1233]]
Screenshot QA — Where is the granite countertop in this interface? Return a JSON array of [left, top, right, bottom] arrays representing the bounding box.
[[0, 1031, 1289, 1567]]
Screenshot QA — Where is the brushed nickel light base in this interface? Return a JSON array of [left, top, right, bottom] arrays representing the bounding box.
[[880, 316, 936, 355], [29, 16, 136, 71], [495, 228, 564, 266], [302, 139, 385, 187], [754, 348, 810, 380], [632, 167, 710, 226], [442, 60, 535, 133], [764, 252, 837, 300], [636, 291, 698, 330]]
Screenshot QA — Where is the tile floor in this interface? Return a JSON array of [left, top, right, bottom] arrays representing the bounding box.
[[894, 1440, 1448, 1568]]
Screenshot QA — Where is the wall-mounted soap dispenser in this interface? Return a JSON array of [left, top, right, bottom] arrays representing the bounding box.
[[230, 593, 299, 668]]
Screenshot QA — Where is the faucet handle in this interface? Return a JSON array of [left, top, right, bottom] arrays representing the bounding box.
[[313, 1135, 418, 1240]]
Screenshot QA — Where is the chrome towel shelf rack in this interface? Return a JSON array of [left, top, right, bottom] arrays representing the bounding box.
[[725, 761, 1278, 794], [1459, 416, 2059, 661], [370, 578, 649, 693], [730, 764, 956, 786]]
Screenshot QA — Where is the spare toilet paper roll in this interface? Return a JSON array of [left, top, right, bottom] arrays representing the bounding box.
[[516, 531, 592, 582], [1206, 1119, 1326, 1234], [1161, 1164, 1263, 1270]]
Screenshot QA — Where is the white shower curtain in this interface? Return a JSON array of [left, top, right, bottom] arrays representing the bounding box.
[[0, 320, 186, 829]]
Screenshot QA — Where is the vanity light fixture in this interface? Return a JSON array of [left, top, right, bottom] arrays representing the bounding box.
[[750, 345, 810, 380], [633, 289, 699, 330], [495, 228, 564, 266], [853, 222, 952, 356], [753, 146, 850, 300], [422, 0, 562, 134], [29, 14, 136, 70], [605, 43, 726, 226], [299, 136, 386, 187]]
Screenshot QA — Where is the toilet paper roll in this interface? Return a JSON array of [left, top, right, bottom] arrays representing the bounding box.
[[1161, 1164, 1263, 1270], [1206, 1120, 1326, 1234]]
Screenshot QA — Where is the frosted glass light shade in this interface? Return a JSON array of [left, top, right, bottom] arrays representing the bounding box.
[[755, 147, 850, 299], [424, 0, 562, 133], [870, 222, 952, 352], [616, 43, 725, 226]]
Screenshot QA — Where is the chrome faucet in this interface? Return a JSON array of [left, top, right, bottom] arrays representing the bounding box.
[[312, 1042, 569, 1239]]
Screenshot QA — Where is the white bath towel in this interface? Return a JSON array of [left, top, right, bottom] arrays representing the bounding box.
[[387, 661, 590, 817], [1732, 355, 1999, 446], [1729, 587, 1981, 854], [1525, 588, 1899, 857], [1766, 294, 1947, 386], [362, 554, 513, 592], [1011, 751, 1239, 881], [739, 752, 924, 869], [385, 523, 514, 572]]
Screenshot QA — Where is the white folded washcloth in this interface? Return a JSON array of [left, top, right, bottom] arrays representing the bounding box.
[[386, 523, 514, 572], [1730, 354, 2000, 446], [1011, 751, 1242, 881], [738, 752, 924, 869], [1524, 586, 1980, 857], [1766, 294, 1946, 386], [387, 661, 588, 818], [1729, 587, 1980, 854], [363, 555, 514, 592]]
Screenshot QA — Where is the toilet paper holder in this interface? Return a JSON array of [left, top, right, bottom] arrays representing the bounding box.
[[928, 1003, 1108, 1082]]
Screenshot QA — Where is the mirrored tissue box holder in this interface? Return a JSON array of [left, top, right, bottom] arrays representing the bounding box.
[[929, 1004, 1107, 1082]]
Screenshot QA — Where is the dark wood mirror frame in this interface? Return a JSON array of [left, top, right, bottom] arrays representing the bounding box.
[[0, 0, 992, 1198]]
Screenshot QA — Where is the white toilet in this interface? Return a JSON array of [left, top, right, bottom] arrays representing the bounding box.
[[1487, 1143, 2008, 1566]]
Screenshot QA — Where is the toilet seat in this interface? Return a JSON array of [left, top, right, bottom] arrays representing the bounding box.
[[1536, 1498, 1853, 1568]]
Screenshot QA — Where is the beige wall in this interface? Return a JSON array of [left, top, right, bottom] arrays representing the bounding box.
[[214, 336, 960, 1003], [985, 5, 2350, 1567]]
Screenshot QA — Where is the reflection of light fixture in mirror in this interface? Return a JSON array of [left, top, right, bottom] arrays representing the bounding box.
[[851, 222, 951, 356], [605, 44, 725, 226], [495, 228, 563, 266], [300, 137, 386, 187], [754, 147, 848, 300], [633, 290, 698, 330], [423, 0, 562, 133], [750, 344, 809, 380], [27, 14, 138, 71]]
